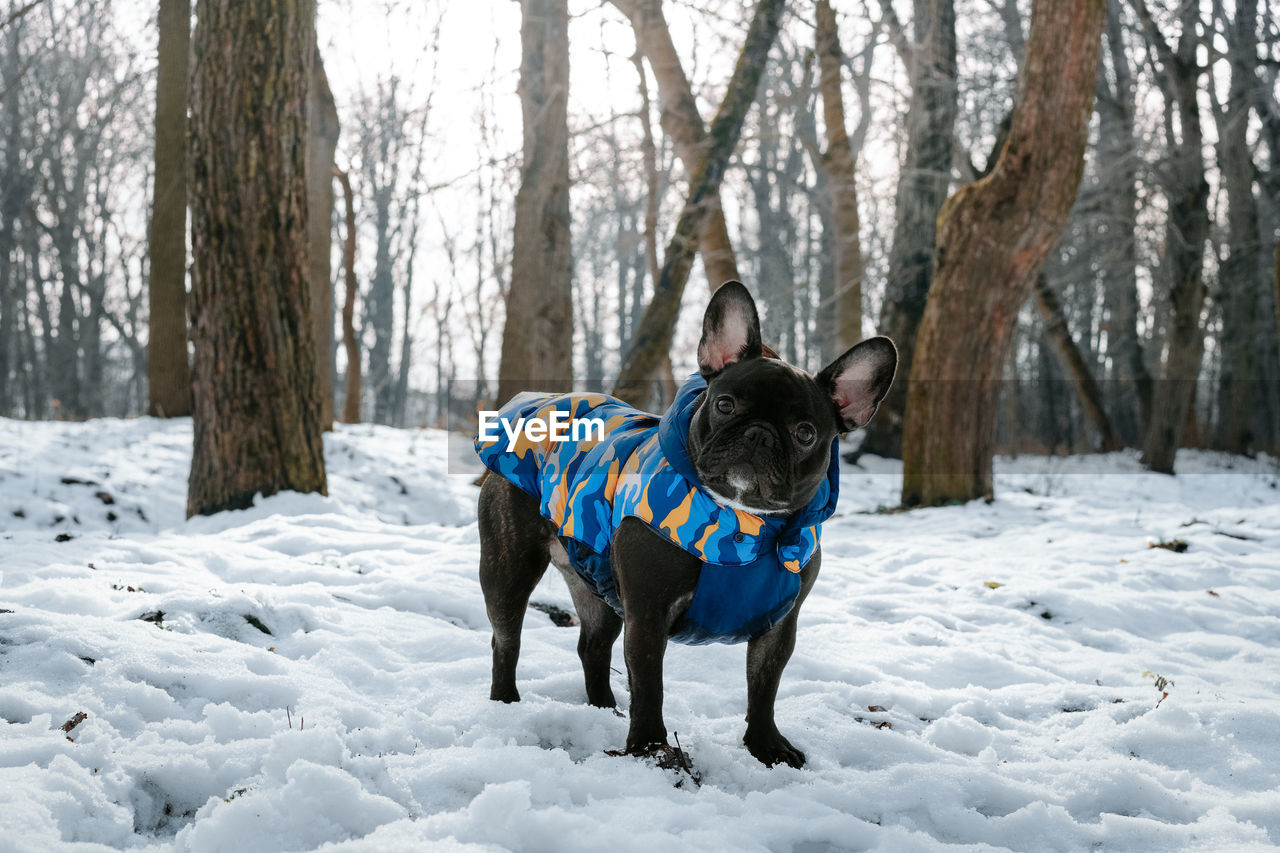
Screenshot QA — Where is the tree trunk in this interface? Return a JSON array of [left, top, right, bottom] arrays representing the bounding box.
[[863, 0, 957, 457], [612, 0, 783, 405], [611, 0, 740, 291], [148, 0, 192, 418], [496, 0, 573, 405], [52, 223, 84, 418], [0, 23, 27, 417], [634, 52, 661, 300], [1033, 273, 1120, 452], [900, 0, 1104, 507], [816, 0, 864, 350], [1098, 1, 1150, 444], [307, 47, 339, 431], [1211, 0, 1259, 455], [187, 0, 327, 516], [335, 166, 361, 423], [1135, 0, 1210, 474], [368, 177, 396, 422]]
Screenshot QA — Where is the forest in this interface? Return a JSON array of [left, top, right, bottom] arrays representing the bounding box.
[[0, 0, 1276, 511]]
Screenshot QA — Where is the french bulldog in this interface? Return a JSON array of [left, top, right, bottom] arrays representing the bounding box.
[[476, 281, 897, 768]]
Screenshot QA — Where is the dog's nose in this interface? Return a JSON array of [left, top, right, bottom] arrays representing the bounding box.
[[743, 424, 774, 449]]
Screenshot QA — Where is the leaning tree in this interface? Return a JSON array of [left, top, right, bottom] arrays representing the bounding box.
[[900, 0, 1106, 506]]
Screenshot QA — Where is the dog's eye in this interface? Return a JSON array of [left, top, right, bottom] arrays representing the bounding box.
[[794, 423, 816, 445], [715, 396, 735, 415]]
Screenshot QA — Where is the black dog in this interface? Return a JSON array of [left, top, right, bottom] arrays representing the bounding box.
[[476, 282, 896, 767]]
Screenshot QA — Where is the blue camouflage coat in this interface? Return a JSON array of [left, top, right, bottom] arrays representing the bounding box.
[[474, 374, 840, 644]]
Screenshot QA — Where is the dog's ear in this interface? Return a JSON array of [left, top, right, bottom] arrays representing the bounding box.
[[697, 281, 763, 377], [816, 336, 898, 431]]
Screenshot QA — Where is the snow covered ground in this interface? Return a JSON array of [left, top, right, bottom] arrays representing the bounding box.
[[2, 416, 1279, 852]]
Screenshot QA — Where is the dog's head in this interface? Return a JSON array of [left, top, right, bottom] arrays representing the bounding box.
[[687, 281, 897, 516]]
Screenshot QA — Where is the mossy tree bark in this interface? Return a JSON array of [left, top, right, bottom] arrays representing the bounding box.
[[900, 0, 1105, 507], [187, 0, 327, 517], [496, 0, 573, 405], [147, 0, 191, 418], [307, 48, 339, 431], [815, 0, 864, 350], [611, 0, 784, 406], [610, 0, 741, 291]]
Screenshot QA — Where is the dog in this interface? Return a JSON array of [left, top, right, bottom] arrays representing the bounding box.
[[474, 281, 897, 768]]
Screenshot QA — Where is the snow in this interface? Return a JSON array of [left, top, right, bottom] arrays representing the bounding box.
[[2, 416, 1279, 852]]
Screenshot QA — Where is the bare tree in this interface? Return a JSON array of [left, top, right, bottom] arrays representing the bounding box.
[[1132, 0, 1211, 473], [147, 0, 191, 418], [1033, 273, 1120, 451], [496, 0, 573, 404], [901, 0, 1105, 506], [864, 0, 958, 458], [0, 13, 27, 416], [609, 0, 741, 291], [307, 48, 339, 430], [335, 165, 361, 424], [1210, 0, 1261, 454], [612, 0, 784, 405], [1097, 3, 1151, 443], [815, 0, 864, 350]]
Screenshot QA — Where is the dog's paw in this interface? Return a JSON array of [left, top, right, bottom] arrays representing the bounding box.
[[624, 723, 668, 755], [743, 725, 806, 768], [489, 685, 520, 703]]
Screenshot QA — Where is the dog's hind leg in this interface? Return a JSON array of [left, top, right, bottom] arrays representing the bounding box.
[[478, 475, 552, 703], [552, 559, 623, 709]]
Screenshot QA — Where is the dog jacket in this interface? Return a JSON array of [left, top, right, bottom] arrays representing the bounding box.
[[475, 374, 840, 644]]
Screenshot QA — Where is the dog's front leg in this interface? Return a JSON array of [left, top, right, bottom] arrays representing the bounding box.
[[743, 550, 821, 768], [611, 519, 699, 754], [622, 608, 670, 752]]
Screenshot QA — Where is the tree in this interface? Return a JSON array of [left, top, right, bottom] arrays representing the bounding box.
[[610, 0, 741, 291], [496, 0, 573, 404], [307, 48, 339, 431], [900, 0, 1105, 506], [1033, 273, 1120, 452], [611, 0, 784, 405], [147, 0, 191, 418], [1096, 3, 1151, 443], [860, 0, 962, 458], [863, 0, 957, 458], [187, 0, 327, 516], [1133, 0, 1210, 473], [815, 0, 864, 350], [358, 78, 406, 424], [0, 14, 27, 417], [335, 165, 361, 424], [1211, 0, 1261, 455]]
